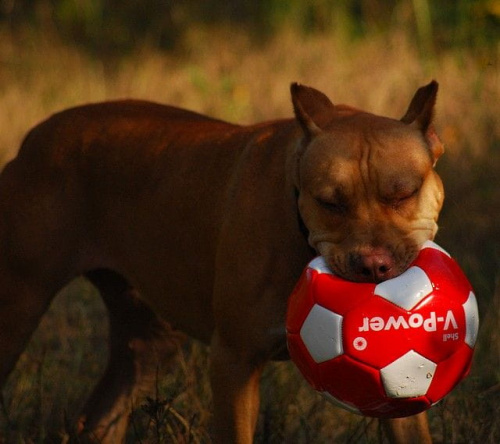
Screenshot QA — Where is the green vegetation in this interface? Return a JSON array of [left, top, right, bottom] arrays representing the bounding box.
[[0, 1, 499, 442], [2, 0, 499, 53]]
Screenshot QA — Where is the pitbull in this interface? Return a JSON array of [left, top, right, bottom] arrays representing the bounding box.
[[0, 81, 443, 443]]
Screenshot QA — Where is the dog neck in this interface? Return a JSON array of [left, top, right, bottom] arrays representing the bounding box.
[[294, 187, 314, 252]]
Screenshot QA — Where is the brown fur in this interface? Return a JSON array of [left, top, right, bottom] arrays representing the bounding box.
[[0, 82, 442, 443]]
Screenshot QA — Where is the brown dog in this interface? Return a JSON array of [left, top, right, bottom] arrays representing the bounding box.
[[0, 81, 443, 443]]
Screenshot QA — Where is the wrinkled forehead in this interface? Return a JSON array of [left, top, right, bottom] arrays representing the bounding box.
[[299, 122, 433, 192]]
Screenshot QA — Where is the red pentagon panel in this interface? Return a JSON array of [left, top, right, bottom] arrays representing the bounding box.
[[312, 272, 375, 316], [425, 344, 474, 403], [415, 248, 472, 304], [318, 355, 385, 410]]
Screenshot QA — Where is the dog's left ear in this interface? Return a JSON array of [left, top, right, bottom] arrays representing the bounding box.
[[401, 80, 444, 164], [290, 83, 335, 138]]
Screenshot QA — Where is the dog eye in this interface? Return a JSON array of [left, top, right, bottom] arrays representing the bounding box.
[[390, 188, 419, 208], [401, 188, 419, 201]]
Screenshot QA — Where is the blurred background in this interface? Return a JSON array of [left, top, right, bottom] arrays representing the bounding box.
[[0, 1, 499, 442]]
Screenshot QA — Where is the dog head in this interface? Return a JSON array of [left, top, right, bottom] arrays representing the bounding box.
[[291, 82, 444, 283]]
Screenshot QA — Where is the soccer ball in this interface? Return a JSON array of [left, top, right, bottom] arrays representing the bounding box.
[[286, 241, 479, 418]]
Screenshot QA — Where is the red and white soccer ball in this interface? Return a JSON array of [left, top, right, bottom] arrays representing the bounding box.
[[286, 241, 479, 418]]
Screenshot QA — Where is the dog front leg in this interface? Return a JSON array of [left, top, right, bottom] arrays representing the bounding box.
[[210, 331, 265, 444], [382, 412, 432, 443]]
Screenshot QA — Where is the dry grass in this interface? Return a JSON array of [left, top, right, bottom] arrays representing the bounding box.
[[0, 24, 498, 442]]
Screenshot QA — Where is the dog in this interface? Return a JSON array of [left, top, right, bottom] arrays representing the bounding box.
[[0, 81, 443, 443]]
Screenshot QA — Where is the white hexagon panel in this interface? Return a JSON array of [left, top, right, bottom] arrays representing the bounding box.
[[463, 291, 479, 348], [308, 256, 334, 274], [421, 240, 451, 257], [380, 350, 437, 398], [374, 266, 432, 310], [300, 304, 343, 363]]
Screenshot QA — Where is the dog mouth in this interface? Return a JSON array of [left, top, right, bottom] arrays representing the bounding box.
[[319, 245, 419, 284]]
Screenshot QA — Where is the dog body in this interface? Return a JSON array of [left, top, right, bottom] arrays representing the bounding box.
[[0, 83, 443, 442]]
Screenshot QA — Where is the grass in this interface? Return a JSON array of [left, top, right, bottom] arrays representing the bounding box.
[[0, 23, 499, 442]]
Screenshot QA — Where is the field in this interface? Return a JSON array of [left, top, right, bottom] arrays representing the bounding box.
[[0, 19, 499, 443]]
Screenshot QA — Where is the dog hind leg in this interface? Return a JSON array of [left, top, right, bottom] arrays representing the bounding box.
[[0, 159, 84, 398], [79, 269, 185, 443], [0, 267, 61, 391]]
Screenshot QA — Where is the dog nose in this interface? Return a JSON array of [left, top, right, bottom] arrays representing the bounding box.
[[355, 253, 395, 283]]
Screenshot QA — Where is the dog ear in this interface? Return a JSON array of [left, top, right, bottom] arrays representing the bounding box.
[[290, 83, 335, 137], [401, 80, 444, 164], [401, 81, 438, 129]]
